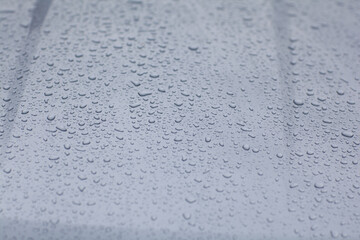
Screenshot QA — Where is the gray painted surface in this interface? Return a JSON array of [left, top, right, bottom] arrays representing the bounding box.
[[0, 0, 360, 239]]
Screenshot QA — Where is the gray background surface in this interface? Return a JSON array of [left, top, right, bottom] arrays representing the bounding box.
[[1, 0, 360, 239]]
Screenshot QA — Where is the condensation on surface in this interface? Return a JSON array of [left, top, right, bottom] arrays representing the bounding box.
[[0, 0, 360, 239]]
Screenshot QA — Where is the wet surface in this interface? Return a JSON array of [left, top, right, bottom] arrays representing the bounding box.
[[1, 0, 360, 239]]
